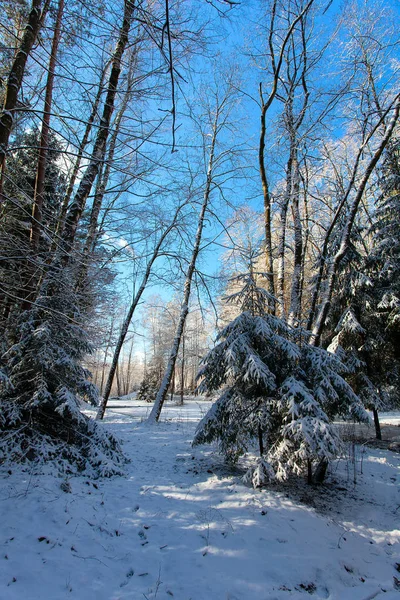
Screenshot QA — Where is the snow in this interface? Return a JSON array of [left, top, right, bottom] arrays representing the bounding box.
[[0, 398, 399, 600]]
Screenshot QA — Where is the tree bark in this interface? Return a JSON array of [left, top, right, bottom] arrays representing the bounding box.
[[60, 0, 135, 263], [313, 458, 328, 484], [178, 331, 185, 406], [288, 154, 303, 326], [259, 89, 276, 311], [30, 0, 64, 251], [372, 407, 382, 441], [307, 458, 313, 485], [0, 0, 50, 202]]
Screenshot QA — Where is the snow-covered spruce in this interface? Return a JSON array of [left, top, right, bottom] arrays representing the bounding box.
[[137, 367, 161, 403], [0, 268, 126, 477], [328, 307, 390, 439], [193, 271, 368, 485]]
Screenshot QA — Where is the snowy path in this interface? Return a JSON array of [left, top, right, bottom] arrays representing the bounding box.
[[0, 399, 399, 599]]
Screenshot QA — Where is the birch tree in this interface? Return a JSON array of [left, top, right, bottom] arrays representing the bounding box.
[[148, 77, 240, 423], [307, 0, 400, 344], [96, 201, 186, 419]]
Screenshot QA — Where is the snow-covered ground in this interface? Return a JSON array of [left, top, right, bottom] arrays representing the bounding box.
[[0, 398, 399, 600]]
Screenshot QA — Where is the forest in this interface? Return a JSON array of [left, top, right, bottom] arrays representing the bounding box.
[[0, 0, 399, 598]]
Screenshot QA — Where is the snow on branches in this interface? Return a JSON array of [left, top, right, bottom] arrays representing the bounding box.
[[0, 267, 126, 477], [193, 271, 368, 485]]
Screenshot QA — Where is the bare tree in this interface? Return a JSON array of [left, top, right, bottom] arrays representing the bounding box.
[[97, 202, 185, 419], [60, 0, 136, 263], [53, 56, 111, 245], [257, 0, 316, 314], [148, 78, 239, 423]]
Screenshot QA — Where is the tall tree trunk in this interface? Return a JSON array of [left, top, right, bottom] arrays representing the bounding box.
[[116, 363, 122, 397], [100, 313, 116, 395], [147, 106, 220, 424], [179, 331, 185, 406], [298, 174, 310, 320], [288, 154, 303, 326], [30, 0, 64, 251], [75, 53, 137, 290], [0, 0, 50, 202], [257, 0, 315, 314], [60, 0, 135, 264], [170, 367, 175, 402], [259, 90, 276, 312], [276, 197, 289, 317], [276, 148, 294, 317], [125, 336, 135, 395]]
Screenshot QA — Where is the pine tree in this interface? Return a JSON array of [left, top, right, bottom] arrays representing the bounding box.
[[0, 265, 125, 476], [0, 129, 67, 339], [193, 265, 368, 486], [368, 138, 400, 383], [137, 367, 160, 403]]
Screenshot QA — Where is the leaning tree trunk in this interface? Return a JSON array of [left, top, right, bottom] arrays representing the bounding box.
[[59, 0, 135, 264], [75, 52, 137, 291], [96, 206, 183, 420], [0, 0, 50, 202], [147, 108, 220, 424], [52, 57, 111, 245]]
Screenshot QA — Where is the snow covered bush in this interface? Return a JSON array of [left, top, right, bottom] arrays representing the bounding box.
[[193, 270, 368, 485], [0, 267, 126, 477]]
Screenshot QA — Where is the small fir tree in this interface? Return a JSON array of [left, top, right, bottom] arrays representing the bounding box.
[[193, 266, 368, 486], [137, 367, 160, 403]]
